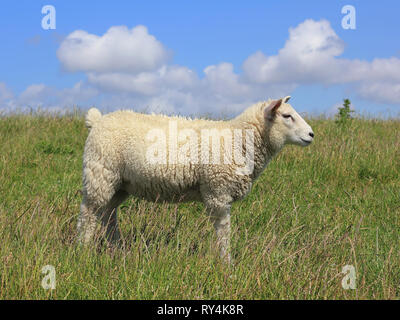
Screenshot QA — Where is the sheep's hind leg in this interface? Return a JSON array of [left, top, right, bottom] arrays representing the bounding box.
[[77, 190, 128, 248], [77, 163, 125, 247], [77, 200, 98, 245], [100, 190, 129, 248]]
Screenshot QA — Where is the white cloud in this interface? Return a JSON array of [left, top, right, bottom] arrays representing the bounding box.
[[0, 81, 99, 114], [18, 84, 49, 104], [203, 63, 251, 97], [243, 20, 346, 84], [357, 81, 400, 104], [242, 19, 400, 104], [57, 25, 170, 73], [87, 65, 198, 96]]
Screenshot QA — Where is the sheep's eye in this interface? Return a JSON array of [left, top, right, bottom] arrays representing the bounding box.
[[282, 114, 293, 120]]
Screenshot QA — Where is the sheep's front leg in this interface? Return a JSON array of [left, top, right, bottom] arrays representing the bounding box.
[[214, 214, 231, 264], [211, 209, 231, 264]]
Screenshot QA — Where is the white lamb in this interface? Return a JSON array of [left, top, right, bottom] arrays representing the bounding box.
[[77, 96, 314, 263]]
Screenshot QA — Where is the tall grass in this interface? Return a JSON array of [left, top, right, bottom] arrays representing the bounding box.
[[0, 112, 399, 299]]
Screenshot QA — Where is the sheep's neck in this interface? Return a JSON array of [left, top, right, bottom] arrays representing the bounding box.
[[238, 119, 281, 180]]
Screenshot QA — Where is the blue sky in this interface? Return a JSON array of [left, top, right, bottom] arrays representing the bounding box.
[[1, 0, 400, 117]]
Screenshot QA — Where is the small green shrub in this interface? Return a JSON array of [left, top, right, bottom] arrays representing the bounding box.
[[336, 98, 354, 125]]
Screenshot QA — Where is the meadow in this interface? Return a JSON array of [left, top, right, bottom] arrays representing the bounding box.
[[0, 111, 399, 299]]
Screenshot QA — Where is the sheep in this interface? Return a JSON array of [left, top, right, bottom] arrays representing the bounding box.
[[77, 96, 314, 263]]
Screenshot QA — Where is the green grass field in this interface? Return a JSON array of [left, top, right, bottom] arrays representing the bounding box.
[[0, 112, 399, 299]]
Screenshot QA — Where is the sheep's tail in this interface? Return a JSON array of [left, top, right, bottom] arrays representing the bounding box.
[[85, 108, 102, 129]]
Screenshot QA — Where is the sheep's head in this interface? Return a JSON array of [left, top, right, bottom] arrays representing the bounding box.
[[264, 96, 314, 148]]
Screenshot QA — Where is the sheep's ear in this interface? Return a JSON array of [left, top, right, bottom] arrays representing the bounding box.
[[264, 99, 283, 120], [283, 96, 291, 103]]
